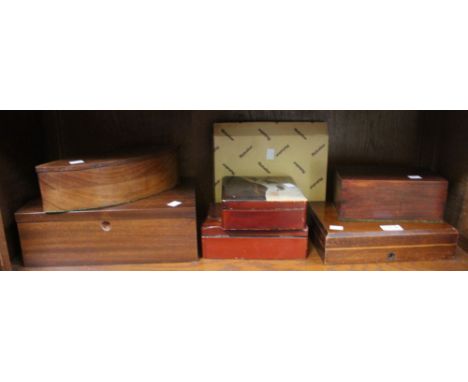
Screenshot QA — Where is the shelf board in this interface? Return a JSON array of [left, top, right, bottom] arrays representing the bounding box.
[[15, 246, 468, 271]]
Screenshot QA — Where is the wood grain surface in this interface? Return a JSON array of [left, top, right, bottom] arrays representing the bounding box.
[[310, 202, 458, 264], [334, 167, 448, 221], [15, 184, 198, 267], [37, 147, 178, 212], [15, 246, 468, 271]]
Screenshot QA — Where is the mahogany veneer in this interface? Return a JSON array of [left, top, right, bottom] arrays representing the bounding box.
[[36, 146, 178, 212], [334, 167, 448, 221], [15, 184, 198, 267], [310, 202, 458, 264], [16, 246, 468, 271], [202, 205, 308, 260]]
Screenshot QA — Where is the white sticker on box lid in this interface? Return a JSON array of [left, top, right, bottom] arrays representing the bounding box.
[[167, 200, 183, 208], [329, 225, 344, 231], [408, 175, 423, 180], [380, 225, 404, 231], [69, 160, 85, 165], [266, 148, 275, 160]]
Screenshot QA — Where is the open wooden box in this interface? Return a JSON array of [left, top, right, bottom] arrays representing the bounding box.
[[0, 111, 467, 270]]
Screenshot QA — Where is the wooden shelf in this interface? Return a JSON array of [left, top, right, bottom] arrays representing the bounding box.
[[16, 246, 468, 271]]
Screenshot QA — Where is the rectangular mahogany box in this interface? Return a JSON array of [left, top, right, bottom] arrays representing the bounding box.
[[15, 184, 198, 267], [36, 146, 178, 212], [309, 202, 458, 265], [334, 167, 448, 221], [222, 176, 307, 230], [203, 205, 308, 260]]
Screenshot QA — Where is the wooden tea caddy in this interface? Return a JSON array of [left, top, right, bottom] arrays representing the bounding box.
[[36, 146, 178, 212]]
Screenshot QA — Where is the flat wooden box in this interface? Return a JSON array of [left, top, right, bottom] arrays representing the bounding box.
[[334, 168, 448, 221], [15, 184, 198, 267], [310, 202, 458, 264], [203, 205, 308, 260], [222, 176, 307, 230], [36, 146, 178, 212]]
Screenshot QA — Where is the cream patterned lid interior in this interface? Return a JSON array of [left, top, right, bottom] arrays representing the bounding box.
[[214, 122, 329, 202], [222, 176, 307, 202]]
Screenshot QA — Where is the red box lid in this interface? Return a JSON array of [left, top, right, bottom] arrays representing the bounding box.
[[203, 205, 308, 237]]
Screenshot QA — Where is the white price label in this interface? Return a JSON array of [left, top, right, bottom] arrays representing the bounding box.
[[167, 200, 182, 208], [266, 148, 275, 160], [69, 160, 85, 165], [380, 225, 404, 232], [408, 175, 423, 180], [329, 225, 344, 231]]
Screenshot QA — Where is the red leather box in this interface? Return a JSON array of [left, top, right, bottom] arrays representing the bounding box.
[[221, 176, 307, 230], [203, 205, 308, 260]]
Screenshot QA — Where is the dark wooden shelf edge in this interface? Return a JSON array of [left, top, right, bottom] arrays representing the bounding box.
[[13, 246, 468, 271]]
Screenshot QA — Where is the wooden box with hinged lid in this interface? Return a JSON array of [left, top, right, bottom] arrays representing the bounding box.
[[36, 146, 178, 212], [310, 202, 458, 264], [15, 184, 198, 267]]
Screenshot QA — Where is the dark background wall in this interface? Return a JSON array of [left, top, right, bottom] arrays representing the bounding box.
[[430, 111, 468, 248], [0, 112, 45, 266]]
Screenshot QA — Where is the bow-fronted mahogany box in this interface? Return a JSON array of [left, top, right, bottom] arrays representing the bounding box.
[[221, 176, 308, 230], [334, 167, 448, 222], [15, 184, 198, 267], [202, 205, 308, 260], [36, 146, 178, 213], [309, 202, 458, 264]]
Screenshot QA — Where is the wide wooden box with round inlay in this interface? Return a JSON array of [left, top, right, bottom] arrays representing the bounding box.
[[15, 184, 198, 267], [35, 146, 178, 212]]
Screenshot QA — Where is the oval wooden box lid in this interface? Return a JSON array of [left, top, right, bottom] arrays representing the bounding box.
[[36, 148, 172, 173], [36, 146, 179, 212]]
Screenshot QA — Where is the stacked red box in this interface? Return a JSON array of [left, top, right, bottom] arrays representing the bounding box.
[[202, 176, 309, 259]]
